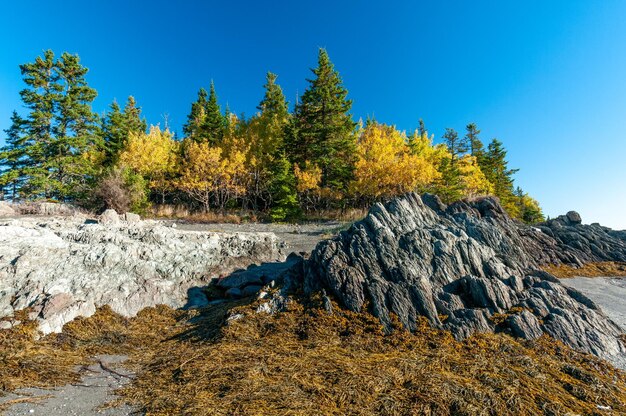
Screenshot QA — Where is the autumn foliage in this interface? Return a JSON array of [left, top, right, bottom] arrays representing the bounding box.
[[1, 49, 544, 223]]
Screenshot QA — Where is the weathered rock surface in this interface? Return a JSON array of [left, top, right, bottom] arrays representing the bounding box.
[[305, 193, 626, 363], [0, 201, 16, 217], [0, 217, 284, 334]]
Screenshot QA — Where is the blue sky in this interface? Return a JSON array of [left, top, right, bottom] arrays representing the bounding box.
[[1, 1, 625, 228]]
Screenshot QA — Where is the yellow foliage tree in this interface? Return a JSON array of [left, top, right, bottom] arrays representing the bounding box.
[[457, 154, 494, 198], [177, 140, 247, 212], [351, 123, 440, 202], [118, 126, 178, 201], [293, 162, 322, 213]]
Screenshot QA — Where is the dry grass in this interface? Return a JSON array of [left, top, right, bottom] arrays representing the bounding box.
[[544, 261, 626, 278], [2, 298, 626, 415], [149, 204, 257, 223]]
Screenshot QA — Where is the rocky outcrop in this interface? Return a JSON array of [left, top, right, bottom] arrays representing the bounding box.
[[305, 193, 626, 363], [0, 217, 284, 334]]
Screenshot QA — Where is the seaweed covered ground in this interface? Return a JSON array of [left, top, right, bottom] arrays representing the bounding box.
[[545, 261, 626, 278], [2, 296, 626, 416]]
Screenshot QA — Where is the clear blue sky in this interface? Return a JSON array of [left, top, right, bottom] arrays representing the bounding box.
[[1, 1, 625, 228]]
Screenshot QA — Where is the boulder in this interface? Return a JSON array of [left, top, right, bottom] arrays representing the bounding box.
[[0, 202, 15, 217], [305, 193, 626, 363], [566, 211, 582, 225], [122, 212, 141, 223], [99, 209, 120, 225]]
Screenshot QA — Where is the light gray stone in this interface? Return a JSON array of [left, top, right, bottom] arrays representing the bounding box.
[[122, 212, 141, 223], [0, 217, 284, 334], [99, 209, 120, 225]]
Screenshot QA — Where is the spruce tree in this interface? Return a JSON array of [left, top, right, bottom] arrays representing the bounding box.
[[291, 48, 357, 191], [102, 96, 147, 165], [123, 96, 147, 134], [418, 119, 427, 137], [0, 111, 27, 200], [443, 128, 468, 165], [102, 100, 126, 164], [202, 81, 226, 145], [481, 138, 519, 207], [435, 156, 464, 203], [257, 72, 299, 220], [465, 123, 484, 160], [183, 88, 208, 141]]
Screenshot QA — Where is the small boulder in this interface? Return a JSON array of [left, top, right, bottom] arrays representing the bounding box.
[[566, 211, 582, 225], [122, 212, 141, 223], [99, 209, 120, 225], [0, 201, 15, 217]]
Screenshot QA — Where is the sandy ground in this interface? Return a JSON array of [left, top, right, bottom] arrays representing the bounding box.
[[2, 219, 625, 415], [0, 355, 135, 416], [561, 276, 626, 369], [561, 276, 626, 331]]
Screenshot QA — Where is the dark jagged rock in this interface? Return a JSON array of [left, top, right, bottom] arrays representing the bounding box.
[[304, 193, 626, 363]]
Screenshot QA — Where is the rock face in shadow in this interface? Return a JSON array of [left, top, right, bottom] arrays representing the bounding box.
[[0, 217, 284, 334], [305, 193, 626, 362]]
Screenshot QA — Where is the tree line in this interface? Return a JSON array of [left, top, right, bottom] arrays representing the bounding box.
[[0, 49, 543, 223]]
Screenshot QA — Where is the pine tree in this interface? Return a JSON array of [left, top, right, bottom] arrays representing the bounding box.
[[46, 52, 102, 199], [0, 111, 27, 200], [291, 48, 357, 191], [465, 123, 484, 160], [202, 81, 226, 145], [9, 50, 101, 200], [443, 128, 468, 165], [183, 88, 208, 141]]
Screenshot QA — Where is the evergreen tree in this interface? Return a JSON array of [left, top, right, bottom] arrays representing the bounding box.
[[443, 127, 468, 165], [123, 96, 147, 134], [0, 111, 27, 200], [202, 81, 226, 145], [257, 72, 298, 218], [418, 119, 427, 137], [268, 152, 300, 221], [102, 100, 125, 164], [291, 48, 357, 191], [46, 52, 102, 199], [183, 88, 208, 141], [102, 96, 147, 165], [435, 156, 464, 203], [481, 138, 519, 208], [14, 50, 101, 199], [513, 187, 545, 224], [465, 123, 484, 160]]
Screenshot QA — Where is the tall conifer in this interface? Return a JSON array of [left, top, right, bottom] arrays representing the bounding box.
[[291, 49, 357, 191]]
